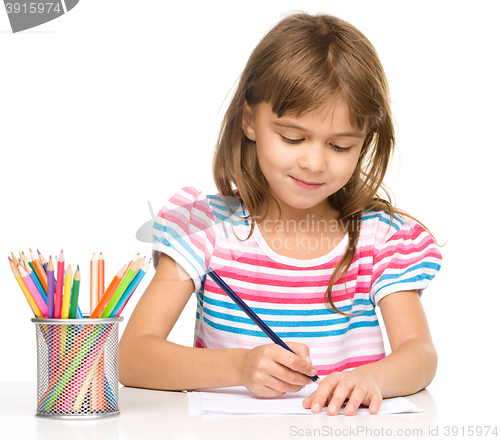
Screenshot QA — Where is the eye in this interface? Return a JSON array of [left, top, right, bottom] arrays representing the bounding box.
[[331, 144, 352, 153], [280, 134, 304, 145]]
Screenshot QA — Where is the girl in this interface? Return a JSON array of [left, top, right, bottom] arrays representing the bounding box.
[[119, 12, 442, 416]]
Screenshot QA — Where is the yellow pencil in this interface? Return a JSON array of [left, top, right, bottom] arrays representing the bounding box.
[[61, 265, 73, 319], [11, 261, 43, 318]]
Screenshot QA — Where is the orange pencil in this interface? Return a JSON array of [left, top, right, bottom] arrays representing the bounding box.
[[124, 253, 140, 274], [90, 252, 98, 313], [30, 248, 48, 293], [98, 252, 105, 301], [90, 265, 126, 318]]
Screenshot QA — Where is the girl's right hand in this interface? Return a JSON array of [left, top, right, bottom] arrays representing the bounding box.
[[239, 342, 317, 397]]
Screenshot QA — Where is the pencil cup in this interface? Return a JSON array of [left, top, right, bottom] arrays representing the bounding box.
[[32, 317, 123, 419]]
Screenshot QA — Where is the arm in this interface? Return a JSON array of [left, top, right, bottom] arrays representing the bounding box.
[[119, 253, 315, 393], [303, 290, 437, 415]]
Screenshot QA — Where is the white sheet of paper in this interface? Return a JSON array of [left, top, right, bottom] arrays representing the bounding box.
[[188, 384, 424, 416]]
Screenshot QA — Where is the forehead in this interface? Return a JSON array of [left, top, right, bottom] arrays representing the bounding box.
[[257, 99, 366, 136]]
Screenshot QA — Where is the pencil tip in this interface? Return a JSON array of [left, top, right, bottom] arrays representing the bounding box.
[[37, 249, 41, 255]]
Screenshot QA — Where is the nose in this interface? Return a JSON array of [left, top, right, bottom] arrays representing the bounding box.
[[297, 142, 328, 173]]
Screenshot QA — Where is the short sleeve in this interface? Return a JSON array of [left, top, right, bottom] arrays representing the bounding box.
[[370, 216, 442, 305], [152, 187, 216, 293]]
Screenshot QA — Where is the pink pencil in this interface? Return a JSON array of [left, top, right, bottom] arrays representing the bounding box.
[[19, 265, 47, 317], [55, 250, 65, 319]]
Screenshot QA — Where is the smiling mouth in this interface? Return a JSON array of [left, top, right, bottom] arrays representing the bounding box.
[[290, 176, 323, 190]]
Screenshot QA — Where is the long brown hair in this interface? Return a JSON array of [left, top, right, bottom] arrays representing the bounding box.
[[213, 12, 425, 314]]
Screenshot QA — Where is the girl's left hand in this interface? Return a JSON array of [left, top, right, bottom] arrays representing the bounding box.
[[302, 369, 382, 416]]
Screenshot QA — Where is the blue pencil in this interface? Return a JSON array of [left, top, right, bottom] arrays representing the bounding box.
[[27, 265, 48, 303], [110, 260, 150, 317], [206, 268, 320, 383]]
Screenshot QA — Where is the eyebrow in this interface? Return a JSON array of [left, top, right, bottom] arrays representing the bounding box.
[[272, 120, 365, 139]]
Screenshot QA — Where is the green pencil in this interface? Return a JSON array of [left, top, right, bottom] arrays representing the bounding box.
[[100, 259, 140, 318], [69, 266, 81, 319]]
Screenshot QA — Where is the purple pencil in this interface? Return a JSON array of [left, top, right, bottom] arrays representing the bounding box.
[[47, 256, 55, 319]]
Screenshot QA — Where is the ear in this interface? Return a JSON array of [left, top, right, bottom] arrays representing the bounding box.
[[242, 101, 257, 142]]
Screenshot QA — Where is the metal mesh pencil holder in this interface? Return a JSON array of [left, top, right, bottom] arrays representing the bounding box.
[[32, 317, 123, 419]]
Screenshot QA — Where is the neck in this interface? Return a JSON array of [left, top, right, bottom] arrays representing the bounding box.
[[257, 198, 342, 236]]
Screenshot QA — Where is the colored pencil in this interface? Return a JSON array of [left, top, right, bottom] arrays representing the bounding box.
[[37, 249, 48, 273], [22, 251, 43, 290], [101, 259, 140, 318], [98, 252, 105, 301], [19, 265, 47, 318], [46, 257, 55, 318], [91, 252, 98, 313], [24, 263, 48, 303], [61, 265, 73, 319], [111, 260, 150, 317], [206, 268, 321, 383], [90, 265, 126, 318], [55, 251, 65, 319], [69, 266, 81, 319], [31, 248, 48, 293], [10, 261, 43, 318]]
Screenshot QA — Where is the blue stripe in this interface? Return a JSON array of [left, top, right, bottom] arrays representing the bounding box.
[[208, 196, 249, 226], [376, 261, 441, 284], [363, 211, 405, 231], [202, 306, 376, 327], [153, 239, 204, 286], [375, 273, 437, 296], [202, 316, 380, 338], [203, 295, 373, 316], [153, 221, 205, 269]]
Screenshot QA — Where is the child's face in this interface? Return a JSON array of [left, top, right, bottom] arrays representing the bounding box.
[[242, 99, 366, 217]]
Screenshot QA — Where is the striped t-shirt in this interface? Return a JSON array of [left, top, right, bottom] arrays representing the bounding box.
[[152, 187, 442, 376]]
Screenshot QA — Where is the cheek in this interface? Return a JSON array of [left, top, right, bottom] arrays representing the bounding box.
[[331, 155, 360, 182]]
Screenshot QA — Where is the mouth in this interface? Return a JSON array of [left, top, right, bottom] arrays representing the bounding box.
[[290, 176, 324, 190]]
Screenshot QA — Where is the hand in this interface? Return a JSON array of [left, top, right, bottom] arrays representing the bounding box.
[[302, 369, 382, 416], [239, 342, 317, 398]]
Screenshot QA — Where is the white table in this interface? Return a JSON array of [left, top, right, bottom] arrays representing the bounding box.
[[1, 381, 497, 440]]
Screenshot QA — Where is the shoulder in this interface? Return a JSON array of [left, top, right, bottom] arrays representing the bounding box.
[[158, 186, 249, 228], [359, 210, 432, 251]]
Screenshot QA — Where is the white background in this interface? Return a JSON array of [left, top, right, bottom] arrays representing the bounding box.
[[1, 0, 499, 426]]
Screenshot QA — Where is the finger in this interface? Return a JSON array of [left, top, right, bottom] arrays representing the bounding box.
[[265, 373, 305, 394], [368, 391, 382, 414], [302, 390, 317, 408], [286, 341, 311, 360], [274, 347, 317, 382], [325, 380, 354, 416], [342, 385, 368, 416], [272, 362, 313, 387], [310, 375, 341, 414]]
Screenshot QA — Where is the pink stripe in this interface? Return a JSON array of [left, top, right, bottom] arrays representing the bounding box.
[[204, 278, 370, 304], [304, 331, 382, 349], [316, 353, 385, 374], [373, 250, 441, 281], [312, 342, 384, 359], [195, 337, 207, 348]]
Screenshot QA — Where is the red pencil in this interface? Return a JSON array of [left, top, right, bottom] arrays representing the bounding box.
[[55, 250, 65, 319]]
